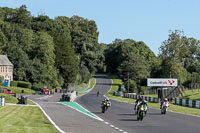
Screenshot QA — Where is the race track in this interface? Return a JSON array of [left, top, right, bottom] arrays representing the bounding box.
[[76, 75, 200, 133]]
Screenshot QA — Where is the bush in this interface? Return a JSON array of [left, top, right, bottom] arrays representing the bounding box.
[[32, 83, 52, 91], [125, 79, 137, 93], [0, 76, 3, 86], [32, 83, 43, 91], [11, 81, 18, 87], [17, 81, 32, 89]]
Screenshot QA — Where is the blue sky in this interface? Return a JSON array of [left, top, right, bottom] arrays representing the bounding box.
[[0, 0, 200, 55]]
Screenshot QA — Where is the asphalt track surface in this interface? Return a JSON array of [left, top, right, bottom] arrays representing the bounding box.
[[76, 75, 200, 133], [28, 75, 200, 133], [28, 86, 118, 133]]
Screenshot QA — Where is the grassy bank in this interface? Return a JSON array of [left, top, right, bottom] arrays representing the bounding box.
[[105, 75, 200, 116], [0, 93, 35, 105], [105, 78, 123, 98], [180, 89, 200, 100], [0, 86, 35, 94], [0, 106, 58, 133], [78, 78, 95, 95]]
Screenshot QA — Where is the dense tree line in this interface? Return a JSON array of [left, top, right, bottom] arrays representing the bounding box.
[[0, 5, 104, 89], [105, 30, 200, 94], [104, 39, 157, 93], [0, 6, 199, 93]]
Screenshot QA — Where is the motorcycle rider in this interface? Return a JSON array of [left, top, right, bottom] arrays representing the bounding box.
[[97, 90, 100, 96], [134, 96, 143, 110], [102, 98, 111, 106], [137, 99, 148, 114], [160, 98, 169, 109]]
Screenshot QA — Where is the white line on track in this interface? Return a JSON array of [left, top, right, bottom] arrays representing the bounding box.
[[110, 125, 114, 127], [29, 99, 66, 133], [105, 122, 109, 124], [36, 95, 53, 99]]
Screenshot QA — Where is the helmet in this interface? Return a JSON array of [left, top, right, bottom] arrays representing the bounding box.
[[164, 98, 168, 101], [139, 96, 143, 101], [142, 100, 146, 104], [104, 98, 109, 101]]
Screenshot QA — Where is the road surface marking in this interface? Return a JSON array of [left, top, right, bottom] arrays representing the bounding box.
[[105, 122, 109, 124], [110, 125, 114, 127], [30, 99, 66, 133], [36, 95, 53, 99], [59, 102, 103, 121]]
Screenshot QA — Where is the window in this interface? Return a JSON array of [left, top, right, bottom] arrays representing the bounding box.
[[6, 67, 7, 72]]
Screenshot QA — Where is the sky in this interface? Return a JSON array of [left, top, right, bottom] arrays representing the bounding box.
[[0, 0, 200, 55]]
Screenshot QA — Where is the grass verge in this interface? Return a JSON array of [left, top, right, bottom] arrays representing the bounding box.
[[105, 75, 200, 116], [0, 86, 35, 94], [78, 78, 95, 96], [0, 93, 35, 105], [179, 89, 200, 100], [0, 106, 58, 133]]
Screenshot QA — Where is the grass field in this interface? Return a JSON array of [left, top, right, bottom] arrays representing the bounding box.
[[78, 78, 95, 96], [0, 106, 58, 133], [0, 93, 35, 105], [180, 89, 200, 100], [0, 86, 35, 94], [105, 78, 123, 98], [143, 94, 158, 98], [105, 75, 200, 116]]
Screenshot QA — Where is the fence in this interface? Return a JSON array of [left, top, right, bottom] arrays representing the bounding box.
[[175, 97, 200, 109], [0, 96, 5, 107], [124, 93, 159, 103]]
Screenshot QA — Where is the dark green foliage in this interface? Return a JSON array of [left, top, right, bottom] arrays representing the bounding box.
[[10, 81, 18, 87], [105, 39, 156, 93], [17, 81, 32, 88], [124, 79, 137, 93], [0, 6, 104, 88], [0, 76, 3, 85], [32, 83, 43, 91], [32, 83, 52, 91], [158, 30, 200, 87], [57, 16, 104, 82], [54, 32, 78, 85]]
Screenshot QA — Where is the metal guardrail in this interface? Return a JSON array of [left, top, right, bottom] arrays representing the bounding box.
[[175, 98, 200, 109], [124, 93, 159, 103]]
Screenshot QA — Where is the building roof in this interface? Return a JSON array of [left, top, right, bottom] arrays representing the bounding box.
[[0, 55, 13, 66]]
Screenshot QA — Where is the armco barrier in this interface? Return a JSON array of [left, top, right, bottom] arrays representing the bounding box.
[[175, 97, 200, 109], [124, 93, 159, 103], [0, 96, 5, 107]]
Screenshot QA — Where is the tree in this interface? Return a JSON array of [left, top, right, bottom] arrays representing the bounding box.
[[54, 33, 79, 86]]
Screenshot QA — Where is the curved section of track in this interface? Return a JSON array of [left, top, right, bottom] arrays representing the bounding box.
[[76, 75, 200, 133]]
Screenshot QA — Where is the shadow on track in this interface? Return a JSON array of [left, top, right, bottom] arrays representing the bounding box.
[[119, 119, 138, 121], [92, 112, 103, 114], [147, 112, 161, 115], [118, 113, 135, 116]]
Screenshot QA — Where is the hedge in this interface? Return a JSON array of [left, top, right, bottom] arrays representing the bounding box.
[[10, 81, 18, 87], [32, 83, 52, 91], [17, 81, 32, 89]]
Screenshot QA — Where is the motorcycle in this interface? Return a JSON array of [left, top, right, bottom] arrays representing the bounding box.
[[101, 101, 110, 113], [135, 102, 141, 115], [161, 101, 169, 115], [137, 104, 148, 121]]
